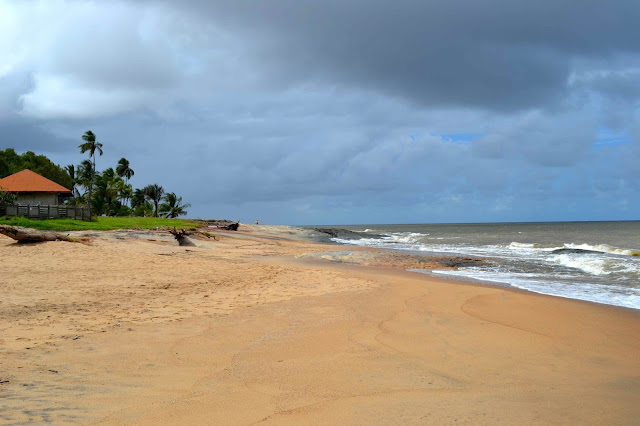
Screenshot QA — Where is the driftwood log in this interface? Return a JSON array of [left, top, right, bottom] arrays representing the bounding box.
[[168, 227, 195, 246], [0, 225, 78, 243], [217, 222, 239, 231], [168, 227, 220, 246]]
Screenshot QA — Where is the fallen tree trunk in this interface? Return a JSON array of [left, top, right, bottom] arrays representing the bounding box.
[[168, 227, 221, 246], [0, 225, 78, 243], [217, 222, 239, 231]]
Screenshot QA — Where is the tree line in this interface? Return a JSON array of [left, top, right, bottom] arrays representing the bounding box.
[[0, 131, 190, 218], [0, 149, 73, 188]]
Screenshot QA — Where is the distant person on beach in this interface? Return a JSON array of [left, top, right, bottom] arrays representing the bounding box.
[[255, 220, 259, 225]]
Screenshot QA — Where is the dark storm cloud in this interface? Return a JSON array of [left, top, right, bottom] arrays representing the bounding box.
[[177, 0, 640, 111], [1, 0, 639, 223], [0, 119, 76, 154]]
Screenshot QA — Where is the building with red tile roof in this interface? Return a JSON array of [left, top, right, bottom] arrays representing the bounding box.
[[0, 169, 72, 205]]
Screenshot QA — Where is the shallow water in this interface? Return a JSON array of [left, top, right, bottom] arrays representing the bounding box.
[[308, 221, 640, 309]]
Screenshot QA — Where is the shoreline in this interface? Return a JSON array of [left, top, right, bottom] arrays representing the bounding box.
[[299, 242, 640, 315], [303, 223, 640, 311], [1, 224, 639, 424]]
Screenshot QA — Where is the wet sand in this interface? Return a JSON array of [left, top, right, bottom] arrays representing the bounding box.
[[1, 224, 639, 424]]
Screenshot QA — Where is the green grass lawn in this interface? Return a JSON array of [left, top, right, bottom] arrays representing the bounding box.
[[0, 216, 200, 231]]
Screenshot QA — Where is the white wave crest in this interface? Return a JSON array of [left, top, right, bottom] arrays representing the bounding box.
[[389, 232, 423, 243], [429, 269, 640, 309], [550, 254, 612, 275], [509, 241, 640, 257], [564, 243, 640, 257], [508, 242, 561, 251]]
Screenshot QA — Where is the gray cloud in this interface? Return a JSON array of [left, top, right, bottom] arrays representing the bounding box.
[[0, 119, 76, 154], [178, 0, 640, 111], [474, 110, 596, 167]]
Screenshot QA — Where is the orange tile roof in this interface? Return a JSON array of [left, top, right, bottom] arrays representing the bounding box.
[[0, 169, 72, 194]]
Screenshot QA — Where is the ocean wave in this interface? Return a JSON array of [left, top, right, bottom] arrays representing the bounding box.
[[550, 253, 638, 275], [314, 228, 387, 240], [324, 224, 640, 310], [509, 241, 640, 257], [564, 243, 640, 257], [391, 232, 423, 242], [428, 268, 640, 309], [549, 254, 613, 275], [332, 231, 423, 249], [508, 242, 561, 251], [334, 234, 510, 258]]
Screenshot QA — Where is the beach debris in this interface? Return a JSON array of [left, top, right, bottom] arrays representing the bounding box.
[[168, 227, 220, 246], [195, 219, 236, 227], [217, 222, 239, 231], [48, 369, 59, 374], [168, 227, 196, 246], [0, 225, 89, 244]]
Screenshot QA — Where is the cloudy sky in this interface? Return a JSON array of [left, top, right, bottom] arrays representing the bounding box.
[[1, 0, 639, 224]]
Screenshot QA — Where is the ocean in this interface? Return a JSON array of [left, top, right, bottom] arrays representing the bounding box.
[[310, 221, 640, 310]]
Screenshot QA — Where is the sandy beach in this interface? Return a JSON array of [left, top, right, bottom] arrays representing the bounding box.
[[1, 224, 639, 425]]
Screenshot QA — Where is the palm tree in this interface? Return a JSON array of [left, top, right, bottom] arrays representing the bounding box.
[[65, 164, 80, 199], [131, 188, 152, 217], [93, 168, 126, 216], [159, 192, 191, 218], [131, 188, 146, 209], [76, 159, 94, 206], [116, 158, 134, 183], [116, 158, 134, 207], [78, 130, 103, 216], [119, 183, 133, 211], [143, 183, 164, 217]]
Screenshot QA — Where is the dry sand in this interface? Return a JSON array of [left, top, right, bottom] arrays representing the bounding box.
[[0, 224, 639, 425]]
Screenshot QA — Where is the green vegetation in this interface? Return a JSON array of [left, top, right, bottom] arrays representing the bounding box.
[[69, 131, 189, 218], [78, 130, 103, 213], [0, 188, 17, 204], [143, 183, 165, 217], [2, 130, 192, 220], [0, 148, 72, 188], [0, 216, 199, 231], [159, 192, 191, 218]]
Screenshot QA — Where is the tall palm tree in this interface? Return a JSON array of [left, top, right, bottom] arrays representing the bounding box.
[[159, 192, 191, 218], [116, 158, 134, 207], [78, 130, 103, 216], [143, 183, 164, 217], [116, 158, 134, 183]]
